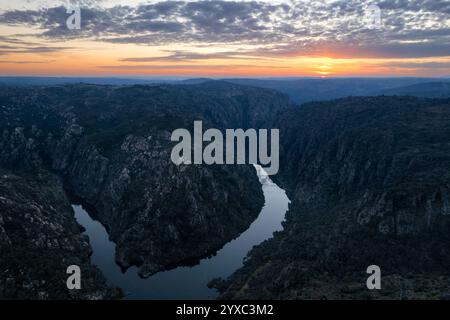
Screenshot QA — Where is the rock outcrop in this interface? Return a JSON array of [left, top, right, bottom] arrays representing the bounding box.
[[217, 96, 450, 299], [0, 169, 119, 299], [0, 82, 292, 296]]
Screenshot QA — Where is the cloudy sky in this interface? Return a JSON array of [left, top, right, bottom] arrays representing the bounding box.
[[0, 0, 449, 77]]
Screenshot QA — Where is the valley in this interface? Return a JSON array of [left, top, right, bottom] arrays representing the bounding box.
[[216, 96, 450, 299], [72, 165, 289, 299], [1, 81, 450, 299], [0, 82, 290, 298]]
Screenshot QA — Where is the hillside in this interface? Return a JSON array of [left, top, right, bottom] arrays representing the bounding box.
[[3, 83, 450, 300], [0, 82, 292, 296], [216, 96, 450, 299]]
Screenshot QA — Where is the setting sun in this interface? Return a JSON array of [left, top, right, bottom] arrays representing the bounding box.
[[0, 0, 449, 77]]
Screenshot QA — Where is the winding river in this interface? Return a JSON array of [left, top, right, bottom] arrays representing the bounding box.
[[73, 165, 290, 299]]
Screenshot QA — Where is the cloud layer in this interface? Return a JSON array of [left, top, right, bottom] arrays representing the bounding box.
[[0, 0, 449, 77], [0, 0, 448, 59]]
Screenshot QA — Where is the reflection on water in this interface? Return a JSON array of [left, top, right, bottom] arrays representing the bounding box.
[[73, 165, 290, 299]]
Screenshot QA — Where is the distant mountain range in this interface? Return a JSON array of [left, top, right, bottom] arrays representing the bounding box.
[[0, 77, 173, 86], [220, 78, 450, 103], [2, 76, 450, 104], [374, 82, 450, 98]]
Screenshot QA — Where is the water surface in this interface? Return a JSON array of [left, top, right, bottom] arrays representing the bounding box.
[[73, 165, 290, 299]]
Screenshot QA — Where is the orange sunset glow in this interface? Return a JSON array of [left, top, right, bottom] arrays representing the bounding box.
[[0, 0, 449, 78]]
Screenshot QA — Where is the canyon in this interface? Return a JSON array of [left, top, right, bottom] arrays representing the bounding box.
[[0, 82, 290, 298], [1, 81, 450, 299]]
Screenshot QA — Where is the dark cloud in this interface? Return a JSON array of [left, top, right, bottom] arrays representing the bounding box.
[[0, 35, 39, 46], [120, 50, 273, 62], [0, 46, 72, 55], [97, 64, 288, 70], [347, 43, 450, 59], [0, 35, 70, 56], [382, 61, 450, 69], [0, 0, 448, 59], [237, 40, 450, 59]]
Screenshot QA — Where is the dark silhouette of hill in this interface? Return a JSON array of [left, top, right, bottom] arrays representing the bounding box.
[[217, 96, 450, 299], [374, 82, 450, 98]]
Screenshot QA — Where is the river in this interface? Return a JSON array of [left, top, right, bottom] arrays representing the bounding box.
[[72, 165, 290, 299]]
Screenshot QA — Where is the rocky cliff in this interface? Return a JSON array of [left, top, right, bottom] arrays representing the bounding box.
[[0, 82, 292, 297], [217, 96, 450, 299], [0, 169, 120, 299]]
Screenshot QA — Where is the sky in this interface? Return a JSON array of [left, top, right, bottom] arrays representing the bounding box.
[[0, 0, 449, 78]]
